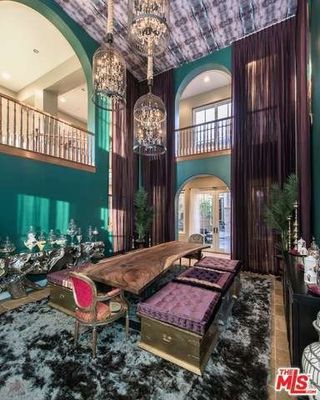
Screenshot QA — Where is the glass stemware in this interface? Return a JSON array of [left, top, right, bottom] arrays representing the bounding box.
[[48, 229, 57, 249], [37, 231, 46, 252], [56, 234, 67, 248], [0, 236, 16, 257], [76, 228, 82, 245], [67, 219, 78, 246], [88, 226, 93, 243], [92, 227, 99, 242], [24, 226, 38, 252]]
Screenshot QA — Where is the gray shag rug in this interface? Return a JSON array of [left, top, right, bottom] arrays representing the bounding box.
[[0, 273, 271, 400]]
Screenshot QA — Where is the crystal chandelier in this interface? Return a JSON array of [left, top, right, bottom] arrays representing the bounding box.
[[133, 46, 167, 156], [128, 0, 170, 56], [92, 0, 126, 111]]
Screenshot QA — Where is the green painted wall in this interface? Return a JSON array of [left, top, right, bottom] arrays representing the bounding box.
[[174, 47, 232, 100], [174, 47, 232, 192], [311, 0, 320, 241], [176, 155, 231, 192], [0, 0, 112, 253], [173, 48, 232, 237]]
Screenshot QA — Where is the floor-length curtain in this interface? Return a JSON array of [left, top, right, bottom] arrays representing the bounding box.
[[140, 69, 176, 244], [112, 72, 139, 253], [231, 19, 297, 274], [296, 0, 311, 244]]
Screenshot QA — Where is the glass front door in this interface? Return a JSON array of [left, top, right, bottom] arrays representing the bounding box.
[[195, 190, 230, 253]]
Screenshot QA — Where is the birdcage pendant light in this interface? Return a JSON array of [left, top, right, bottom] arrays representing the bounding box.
[[128, 0, 170, 56], [133, 45, 167, 157], [92, 0, 126, 111]]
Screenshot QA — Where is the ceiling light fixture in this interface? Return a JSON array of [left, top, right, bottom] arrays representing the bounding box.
[[92, 0, 126, 111], [33, 49, 40, 54], [59, 97, 67, 103], [2, 72, 11, 80], [133, 39, 167, 157], [128, 0, 170, 56], [204, 75, 210, 83]]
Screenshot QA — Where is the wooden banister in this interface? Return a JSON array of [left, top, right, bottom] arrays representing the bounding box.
[[0, 92, 95, 167]]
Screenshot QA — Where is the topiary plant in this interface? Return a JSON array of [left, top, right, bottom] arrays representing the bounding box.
[[134, 188, 154, 243], [264, 173, 298, 259]]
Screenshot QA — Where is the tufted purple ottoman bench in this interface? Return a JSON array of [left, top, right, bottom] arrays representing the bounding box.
[[47, 264, 91, 316], [138, 281, 223, 375], [195, 256, 241, 273], [175, 267, 233, 294], [194, 256, 242, 300]]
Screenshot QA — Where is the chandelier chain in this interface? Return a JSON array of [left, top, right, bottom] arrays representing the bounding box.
[[107, 0, 114, 36]]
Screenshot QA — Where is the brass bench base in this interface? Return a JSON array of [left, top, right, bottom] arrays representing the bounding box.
[[48, 284, 76, 317], [138, 277, 241, 375]]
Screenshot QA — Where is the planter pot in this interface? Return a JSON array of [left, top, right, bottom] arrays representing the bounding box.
[[135, 240, 146, 249]]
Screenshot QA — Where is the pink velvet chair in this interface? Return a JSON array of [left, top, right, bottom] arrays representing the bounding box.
[[70, 272, 129, 358]]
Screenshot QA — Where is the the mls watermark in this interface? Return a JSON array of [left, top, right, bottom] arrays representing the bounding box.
[[275, 368, 318, 396]]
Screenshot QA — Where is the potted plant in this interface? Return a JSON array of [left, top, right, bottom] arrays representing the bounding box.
[[264, 173, 298, 263], [134, 188, 154, 249]]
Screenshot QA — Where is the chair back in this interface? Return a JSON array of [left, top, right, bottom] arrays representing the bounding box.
[[70, 272, 97, 312], [188, 233, 204, 244]]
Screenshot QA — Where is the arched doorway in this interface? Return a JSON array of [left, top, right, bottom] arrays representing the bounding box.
[[177, 175, 231, 254], [1, 0, 93, 130]]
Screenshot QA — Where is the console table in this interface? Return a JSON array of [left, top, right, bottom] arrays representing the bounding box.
[[283, 255, 320, 368]]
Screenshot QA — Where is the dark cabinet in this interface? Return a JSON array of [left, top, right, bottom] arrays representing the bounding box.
[[283, 255, 320, 368]]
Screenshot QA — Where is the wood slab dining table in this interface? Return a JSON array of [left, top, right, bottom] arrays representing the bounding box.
[[83, 241, 209, 295]]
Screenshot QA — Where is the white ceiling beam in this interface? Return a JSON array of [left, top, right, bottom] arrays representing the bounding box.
[[17, 56, 85, 102]]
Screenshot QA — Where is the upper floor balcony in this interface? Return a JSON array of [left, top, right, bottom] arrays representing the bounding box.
[[175, 117, 232, 159], [0, 93, 95, 171]]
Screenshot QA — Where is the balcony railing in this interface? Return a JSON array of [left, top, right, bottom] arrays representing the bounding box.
[[175, 117, 232, 158], [0, 93, 94, 167]]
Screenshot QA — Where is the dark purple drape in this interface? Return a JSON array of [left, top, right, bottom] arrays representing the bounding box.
[[112, 72, 139, 253], [296, 0, 311, 245], [231, 19, 297, 274], [140, 69, 176, 245]]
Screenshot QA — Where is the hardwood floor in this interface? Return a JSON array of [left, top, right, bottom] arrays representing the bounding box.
[[269, 277, 294, 400]]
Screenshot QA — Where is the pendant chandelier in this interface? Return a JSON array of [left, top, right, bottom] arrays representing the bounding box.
[[133, 44, 167, 157], [128, 0, 170, 56], [92, 0, 126, 111]]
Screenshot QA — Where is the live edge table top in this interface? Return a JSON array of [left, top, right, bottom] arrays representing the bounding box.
[[83, 241, 209, 295]]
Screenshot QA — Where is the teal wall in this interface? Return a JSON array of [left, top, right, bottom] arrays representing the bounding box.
[[311, 0, 320, 241], [176, 155, 231, 192], [0, 0, 112, 253], [174, 47, 232, 188], [173, 47, 232, 236]]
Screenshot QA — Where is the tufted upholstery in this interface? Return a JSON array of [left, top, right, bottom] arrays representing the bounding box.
[[138, 282, 220, 335], [175, 267, 233, 293], [195, 257, 241, 273], [71, 274, 95, 310]]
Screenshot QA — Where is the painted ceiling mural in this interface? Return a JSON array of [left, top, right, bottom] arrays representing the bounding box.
[[54, 0, 297, 80]]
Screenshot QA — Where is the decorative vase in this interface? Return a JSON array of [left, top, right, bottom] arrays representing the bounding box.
[[302, 312, 320, 399]]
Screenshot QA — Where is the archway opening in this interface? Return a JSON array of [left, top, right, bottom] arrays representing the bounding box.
[[175, 67, 232, 158], [177, 175, 231, 254], [0, 1, 89, 130]]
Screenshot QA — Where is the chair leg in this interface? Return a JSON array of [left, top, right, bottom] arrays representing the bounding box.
[[179, 258, 182, 266], [74, 320, 80, 347], [125, 312, 129, 339], [189, 258, 191, 267], [92, 327, 97, 358]]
